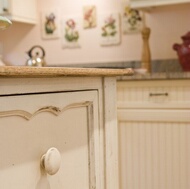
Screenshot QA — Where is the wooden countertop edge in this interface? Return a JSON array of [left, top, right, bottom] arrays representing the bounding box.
[[0, 66, 134, 77]]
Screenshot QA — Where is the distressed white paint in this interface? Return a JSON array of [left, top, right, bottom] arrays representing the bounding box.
[[0, 90, 98, 189], [0, 76, 119, 189], [104, 77, 119, 189]]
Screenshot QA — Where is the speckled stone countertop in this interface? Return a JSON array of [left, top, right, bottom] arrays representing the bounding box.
[[0, 66, 134, 77]]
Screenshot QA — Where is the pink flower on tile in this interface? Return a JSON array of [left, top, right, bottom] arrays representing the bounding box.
[[84, 7, 94, 20], [83, 6, 96, 28], [66, 19, 76, 29], [105, 15, 115, 25]]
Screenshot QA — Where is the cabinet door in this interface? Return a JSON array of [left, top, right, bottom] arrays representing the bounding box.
[[117, 79, 190, 189], [11, 0, 37, 23], [0, 0, 9, 14], [118, 105, 190, 189], [118, 119, 190, 189], [0, 90, 103, 189], [0, 0, 37, 24], [118, 109, 190, 189]]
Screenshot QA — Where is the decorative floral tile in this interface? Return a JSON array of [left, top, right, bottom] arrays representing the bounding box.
[[122, 6, 143, 34], [83, 5, 97, 29], [62, 17, 82, 48], [100, 13, 121, 46], [41, 9, 60, 39]]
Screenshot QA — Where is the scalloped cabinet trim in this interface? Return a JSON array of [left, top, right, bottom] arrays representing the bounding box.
[[0, 76, 119, 189], [0, 92, 97, 188], [0, 102, 92, 120], [0, 100, 96, 187]]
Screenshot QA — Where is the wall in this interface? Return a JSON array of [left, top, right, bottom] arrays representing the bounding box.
[[0, 0, 190, 66]]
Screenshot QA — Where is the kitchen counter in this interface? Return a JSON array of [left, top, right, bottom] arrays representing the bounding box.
[[0, 66, 134, 77], [0, 66, 122, 188], [45, 59, 190, 80], [1, 66, 189, 80], [117, 72, 190, 81]]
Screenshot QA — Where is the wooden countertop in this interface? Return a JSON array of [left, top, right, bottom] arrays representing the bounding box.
[[0, 66, 134, 77]]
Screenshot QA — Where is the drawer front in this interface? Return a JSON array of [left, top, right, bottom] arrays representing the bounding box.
[[117, 80, 190, 109], [0, 90, 102, 189]]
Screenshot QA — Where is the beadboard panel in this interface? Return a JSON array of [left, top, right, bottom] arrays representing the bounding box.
[[117, 80, 190, 109], [119, 121, 190, 189]]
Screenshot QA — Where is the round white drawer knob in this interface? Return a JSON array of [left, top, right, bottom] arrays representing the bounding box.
[[40, 147, 61, 175]]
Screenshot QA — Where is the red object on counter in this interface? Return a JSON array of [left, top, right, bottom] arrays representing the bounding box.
[[173, 31, 190, 71]]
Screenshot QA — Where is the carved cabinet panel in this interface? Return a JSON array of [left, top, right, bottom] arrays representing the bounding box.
[[0, 76, 119, 189], [0, 90, 100, 189]]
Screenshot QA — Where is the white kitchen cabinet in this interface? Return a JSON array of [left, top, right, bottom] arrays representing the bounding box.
[[130, 0, 190, 9], [0, 75, 119, 189], [0, 0, 37, 24], [117, 79, 190, 189]]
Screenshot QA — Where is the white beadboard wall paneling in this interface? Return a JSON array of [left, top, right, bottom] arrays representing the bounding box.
[[118, 109, 190, 123], [119, 121, 190, 189]]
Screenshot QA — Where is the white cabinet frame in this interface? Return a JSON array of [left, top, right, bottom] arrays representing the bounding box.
[[130, 0, 190, 9]]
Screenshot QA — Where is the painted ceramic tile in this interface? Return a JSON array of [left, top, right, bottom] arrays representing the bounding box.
[[41, 10, 60, 39], [83, 5, 97, 29], [62, 17, 81, 48], [100, 13, 121, 46], [122, 6, 143, 34]]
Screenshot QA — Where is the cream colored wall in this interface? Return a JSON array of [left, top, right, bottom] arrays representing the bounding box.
[[0, 0, 189, 66]]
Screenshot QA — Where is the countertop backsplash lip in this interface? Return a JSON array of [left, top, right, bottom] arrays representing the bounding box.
[[48, 58, 183, 73], [47, 59, 190, 80], [1, 59, 188, 79], [48, 60, 141, 69]]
